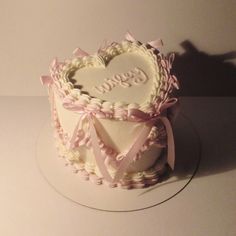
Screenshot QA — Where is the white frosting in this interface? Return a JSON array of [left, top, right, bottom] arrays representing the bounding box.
[[46, 40, 179, 187], [54, 93, 163, 173], [70, 52, 154, 104]]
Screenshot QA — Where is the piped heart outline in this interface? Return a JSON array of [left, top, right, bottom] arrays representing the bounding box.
[[60, 40, 163, 114]]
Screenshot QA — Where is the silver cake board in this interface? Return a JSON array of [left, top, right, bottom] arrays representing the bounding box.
[[36, 113, 201, 212]]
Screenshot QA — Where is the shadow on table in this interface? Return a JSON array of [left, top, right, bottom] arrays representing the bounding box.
[[139, 41, 236, 197], [172, 40, 236, 97], [172, 41, 236, 178]]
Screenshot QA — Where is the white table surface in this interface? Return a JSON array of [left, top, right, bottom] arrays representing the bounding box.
[[0, 96, 236, 236]]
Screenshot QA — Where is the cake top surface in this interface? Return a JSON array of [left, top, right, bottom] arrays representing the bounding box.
[[63, 41, 160, 106], [41, 33, 179, 117]]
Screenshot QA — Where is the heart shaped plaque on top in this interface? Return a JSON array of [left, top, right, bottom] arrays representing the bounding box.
[[61, 41, 162, 109]]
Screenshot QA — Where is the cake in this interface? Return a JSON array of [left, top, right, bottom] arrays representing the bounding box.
[[40, 32, 179, 189]]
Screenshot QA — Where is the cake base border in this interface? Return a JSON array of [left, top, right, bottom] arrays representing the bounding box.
[[36, 112, 201, 212]]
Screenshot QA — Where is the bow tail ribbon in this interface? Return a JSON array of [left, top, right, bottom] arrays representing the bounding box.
[[158, 117, 175, 169], [68, 114, 87, 149], [69, 114, 175, 183], [113, 123, 153, 183], [113, 116, 175, 182], [87, 115, 114, 182], [69, 113, 114, 182]]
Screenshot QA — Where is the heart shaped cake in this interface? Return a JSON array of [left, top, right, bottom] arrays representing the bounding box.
[[41, 32, 179, 189]]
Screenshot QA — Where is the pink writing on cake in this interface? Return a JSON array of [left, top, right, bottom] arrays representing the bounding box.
[[93, 67, 148, 94]]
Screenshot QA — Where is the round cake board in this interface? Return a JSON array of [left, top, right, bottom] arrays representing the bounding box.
[[36, 113, 201, 212]]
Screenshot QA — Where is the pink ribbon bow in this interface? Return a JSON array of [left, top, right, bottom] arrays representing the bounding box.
[[41, 80, 177, 184], [63, 99, 177, 184]]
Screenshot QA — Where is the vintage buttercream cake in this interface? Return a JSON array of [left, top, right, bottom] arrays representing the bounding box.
[[40, 32, 179, 189]]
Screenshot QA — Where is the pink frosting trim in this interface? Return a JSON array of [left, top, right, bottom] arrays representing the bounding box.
[[42, 33, 179, 119], [41, 32, 179, 185], [56, 137, 168, 189]]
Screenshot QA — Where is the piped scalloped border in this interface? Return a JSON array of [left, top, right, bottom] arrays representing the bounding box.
[[48, 40, 179, 120], [55, 136, 168, 189]]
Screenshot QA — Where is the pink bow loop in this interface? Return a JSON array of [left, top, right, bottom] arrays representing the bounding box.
[[125, 31, 163, 49], [148, 39, 164, 49], [73, 47, 89, 57], [160, 98, 178, 112], [40, 75, 53, 86], [128, 108, 153, 122], [125, 31, 136, 42]]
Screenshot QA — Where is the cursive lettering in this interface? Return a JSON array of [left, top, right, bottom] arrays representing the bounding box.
[[93, 67, 148, 94]]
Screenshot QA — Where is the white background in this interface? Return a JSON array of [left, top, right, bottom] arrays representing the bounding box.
[[0, 0, 236, 96]]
